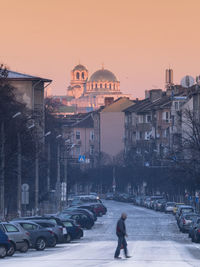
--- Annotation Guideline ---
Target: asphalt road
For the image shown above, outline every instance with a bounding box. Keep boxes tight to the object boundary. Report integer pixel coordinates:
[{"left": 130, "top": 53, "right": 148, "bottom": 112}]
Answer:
[{"left": 2, "top": 200, "right": 200, "bottom": 267}]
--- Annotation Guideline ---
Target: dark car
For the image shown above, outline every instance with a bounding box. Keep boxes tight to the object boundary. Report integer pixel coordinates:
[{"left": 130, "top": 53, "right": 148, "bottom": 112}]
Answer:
[
  {"left": 179, "top": 213, "right": 199, "bottom": 233},
  {"left": 0, "top": 222, "right": 30, "bottom": 256},
  {"left": 0, "top": 229, "right": 11, "bottom": 258},
  {"left": 31, "top": 220, "right": 64, "bottom": 245},
  {"left": 154, "top": 199, "right": 166, "bottom": 211},
  {"left": 79, "top": 203, "right": 106, "bottom": 217},
  {"left": 13, "top": 221, "right": 56, "bottom": 250},
  {"left": 63, "top": 207, "right": 96, "bottom": 222},
  {"left": 61, "top": 219, "right": 83, "bottom": 240},
  {"left": 13, "top": 216, "right": 71, "bottom": 243},
  {"left": 188, "top": 217, "right": 200, "bottom": 240},
  {"left": 59, "top": 211, "right": 94, "bottom": 229},
  {"left": 191, "top": 223, "right": 200, "bottom": 243}
]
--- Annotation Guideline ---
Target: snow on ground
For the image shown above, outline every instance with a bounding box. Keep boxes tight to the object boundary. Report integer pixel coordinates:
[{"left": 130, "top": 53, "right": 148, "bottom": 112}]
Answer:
[{"left": 2, "top": 200, "right": 200, "bottom": 267}]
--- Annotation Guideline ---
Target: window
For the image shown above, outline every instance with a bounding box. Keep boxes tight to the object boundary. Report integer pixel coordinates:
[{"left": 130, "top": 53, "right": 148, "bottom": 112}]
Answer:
[
  {"left": 90, "top": 145, "right": 94, "bottom": 155},
  {"left": 100, "top": 83, "right": 102, "bottom": 88},
  {"left": 105, "top": 84, "right": 107, "bottom": 89},
  {"left": 82, "top": 72, "right": 85, "bottom": 79},
  {"left": 146, "top": 115, "right": 151, "bottom": 123},
  {"left": 76, "top": 146, "right": 80, "bottom": 155},
  {"left": 76, "top": 131, "right": 80, "bottom": 140},
  {"left": 91, "top": 84, "right": 93, "bottom": 90},
  {"left": 21, "top": 223, "right": 38, "bottom": 230},
  {"left": 175, "top": 101, "right": 179, "bottom": 110},
  {"left": 95, "top": 83, "right": 97, "bottom": 89},
  {"left": 139, "top": 131, "right": 142, "bottom": 139},
  {"left": 76, "top": 72, "right": 80, "bottom": 80},
  {"left": 90, "top": 131, "right": 94, "bottom": 141},
  {"left": 63, "top": 222, "right": 73, "bottom": 227},
  {"left": 109, "top": 84, "right": 111, "bottom": 89},
  {"left": 114, "top": 84, "right": 115, "bottom": 90},
  {"left": 4, "top": 224, "right": 19, "bottom": 232}
]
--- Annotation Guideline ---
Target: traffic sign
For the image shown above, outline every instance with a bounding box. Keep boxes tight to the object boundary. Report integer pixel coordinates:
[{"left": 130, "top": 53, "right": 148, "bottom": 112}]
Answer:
[
  {"left": 78, "top": 155, "right": 85, "bottom": 163},
  {"left": 21, "top": 183, "right": 29, "bottom": 192}
]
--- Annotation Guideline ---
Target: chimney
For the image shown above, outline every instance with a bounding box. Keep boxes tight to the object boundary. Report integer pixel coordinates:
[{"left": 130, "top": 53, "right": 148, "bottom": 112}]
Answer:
[
  {"left": 104, "top": 97, "right": 114, "bottom": 106},
  {"left": 149, "top": 89, "right": 163, "bottom": 102}
]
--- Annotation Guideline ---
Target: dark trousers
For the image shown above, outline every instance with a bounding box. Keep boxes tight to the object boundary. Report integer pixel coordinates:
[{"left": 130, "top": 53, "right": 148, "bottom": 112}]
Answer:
[{"left": 114, "top": 235, "right": 127, "bottom": 257}]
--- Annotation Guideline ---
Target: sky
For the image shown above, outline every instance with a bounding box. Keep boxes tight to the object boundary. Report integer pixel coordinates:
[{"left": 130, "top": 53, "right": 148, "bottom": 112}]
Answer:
[{"left": 0, "top": 0, "right": 200, "bottom": 99}]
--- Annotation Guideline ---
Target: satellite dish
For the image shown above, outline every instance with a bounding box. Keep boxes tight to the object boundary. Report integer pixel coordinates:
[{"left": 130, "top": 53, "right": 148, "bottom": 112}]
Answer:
[{"left": 180, "top": 75, "right": 195, "bottom": 88}]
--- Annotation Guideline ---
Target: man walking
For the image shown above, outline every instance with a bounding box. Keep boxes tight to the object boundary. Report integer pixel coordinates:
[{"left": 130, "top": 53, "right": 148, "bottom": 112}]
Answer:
[{"left": 114, "top": 212, "right": 131, "bottom": 259}]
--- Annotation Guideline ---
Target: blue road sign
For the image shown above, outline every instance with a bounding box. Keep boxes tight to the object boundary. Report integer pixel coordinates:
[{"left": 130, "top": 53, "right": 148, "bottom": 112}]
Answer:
[{"left": 78, "top": 155, "right": 85, "bottom": 163}]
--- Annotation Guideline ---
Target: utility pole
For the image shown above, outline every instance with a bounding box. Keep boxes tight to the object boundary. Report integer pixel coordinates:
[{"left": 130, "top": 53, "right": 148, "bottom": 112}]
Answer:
[
  {"left": 56, "top": 143, "right": 61, "bottom": 211},
  {"left": 63, "top": 148, "right": 68, "bottom": 207},
  {"left": 47, "top": 142, "right": 50, "bottom": 193},
  {"left": 35, "top": 140, "right": 39, "bottom": 215},
  {"left": 0, "top": 122, "right": 5, "bottom": 220},
  {"left": 17, "top": 133, "right": 22, "bottom": 217}
]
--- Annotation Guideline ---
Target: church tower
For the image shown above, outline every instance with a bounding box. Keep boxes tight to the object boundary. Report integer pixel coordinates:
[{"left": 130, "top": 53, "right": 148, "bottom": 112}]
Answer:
[{"left": 67, "top": 64, "right": 88, "bottom": 98}]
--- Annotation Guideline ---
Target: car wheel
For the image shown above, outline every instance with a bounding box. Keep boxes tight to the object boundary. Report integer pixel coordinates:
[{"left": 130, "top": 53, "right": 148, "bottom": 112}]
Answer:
[
  {"left": 49, "top": 236, "right": 57, "bottom": 247},
  {"left": 7, "top": 242, "right": 15, "bottom": 256},
  {"left": 35, "top": 237, "right": 46, "bottom": 251},
  {"left": 0, "top": 245, "right": 7, "bottom": 258},
  {"left": 20, "top": 240, "right": 29, "bottom": 253}
]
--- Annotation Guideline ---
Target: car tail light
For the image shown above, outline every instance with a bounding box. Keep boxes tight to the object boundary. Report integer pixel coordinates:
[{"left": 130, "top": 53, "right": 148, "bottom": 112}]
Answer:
[
  {"left": 59, "top": 226, "right": 63, "bottom": 232},
  {"left": 26, "top": 232, "right": 30, "bottom": 236},
  {"left": 198, "top": 229, "right": 200, "bottom": 233},
  {"left": 48, "top": 230, "right": 54, "bottom": 235},
  {"left": 183, "top": 219, "right": 186, "bottom": 225}
]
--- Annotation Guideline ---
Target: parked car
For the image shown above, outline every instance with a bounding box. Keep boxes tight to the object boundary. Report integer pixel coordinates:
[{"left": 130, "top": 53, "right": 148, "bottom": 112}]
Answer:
[
  {"left": 0, "top": 222, "right": 30, "bottom": 256},
  {"left": 188, "top": 216, "right": 200, "bottom": 239},
  {"left": 12, "top": 221, "right": 56, "bottom": 250},
  {"left": 13, "top": 216, "right": 70, "bottom": 243},
  {"left": 173, "top": 203, "right": 185, "bottom": 215},
  {"left": 63, "top": 207, "right": 96, "bottom": 222},
  {"left": 31, "top": 220, "right": 63, "bottom": 245},
  {"left": 175, "top": 205, "right": 195, "bottom": 222},
  {"left": 61, "top": 219, "right": 83, "bottom": 240},
  {"left": 154, "top": 199, "right": 166, "bottom": 211},
  {"left": 59, "top": 211, "right": 94, "bottom": 229},
  {"left": 179, "top": 213, "right": 199, "bottom": 233},
  {"left": 191, "top": 223, "right": 200, "bottom": 243},
  {"left": 164, "top": 202, "right": 176, "bottom": 213},
  {"left": 105, "top": 193, "right": 114, "bottom": 200},
  {"left": 0, "top": 229, "right": 11, "bottom": 258}
]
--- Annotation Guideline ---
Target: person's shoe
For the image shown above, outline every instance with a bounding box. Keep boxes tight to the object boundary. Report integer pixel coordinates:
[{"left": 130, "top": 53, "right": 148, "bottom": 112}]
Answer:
[
  {"left": 125, "top": 255, "right": 131, "bottom": 258},
  {"left": 114, "top": 256, "right": 122, "bottom": 259}
]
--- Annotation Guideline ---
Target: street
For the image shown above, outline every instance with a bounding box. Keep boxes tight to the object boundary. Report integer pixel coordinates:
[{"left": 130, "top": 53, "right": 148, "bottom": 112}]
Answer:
[{"left": 2, "top": 200, "right": 200, "bottom": 267}]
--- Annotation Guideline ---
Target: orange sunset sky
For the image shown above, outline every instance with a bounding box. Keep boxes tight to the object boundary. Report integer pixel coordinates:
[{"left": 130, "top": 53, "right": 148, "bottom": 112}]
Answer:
[{"left": 0, "top": 0, "right": 200, "bottom": 98}]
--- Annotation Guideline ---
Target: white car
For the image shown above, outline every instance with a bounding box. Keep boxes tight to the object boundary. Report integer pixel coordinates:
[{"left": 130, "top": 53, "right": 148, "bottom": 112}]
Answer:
[{"left": 165, "top": 202, "right": 176, "bottom": 213}]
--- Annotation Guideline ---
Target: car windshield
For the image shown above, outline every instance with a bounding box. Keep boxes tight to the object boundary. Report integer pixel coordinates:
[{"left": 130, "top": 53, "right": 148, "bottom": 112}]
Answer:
[{"left": 182, "top": 208, "right": 193, "bottom": 213}]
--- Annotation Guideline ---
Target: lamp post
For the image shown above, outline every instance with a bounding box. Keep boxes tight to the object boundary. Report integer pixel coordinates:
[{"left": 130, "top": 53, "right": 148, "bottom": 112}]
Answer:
[
  {"left": 0, "top": 121, "right": 5, "bottom": 220},
  {"left": 56, "top": 134, "right": 62, "bottom": 212},
  {"left": 34, "top": 130, "right": 51, "bottom": 215}
]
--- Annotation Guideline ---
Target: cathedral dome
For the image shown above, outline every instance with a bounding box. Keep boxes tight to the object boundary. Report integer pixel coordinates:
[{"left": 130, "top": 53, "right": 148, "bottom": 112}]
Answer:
[
  {"left": 89, "top": 69, "right": 118, "bottom": 82},
  {"left": 73, "top": 64, "right": 87, "bottom": 71}
]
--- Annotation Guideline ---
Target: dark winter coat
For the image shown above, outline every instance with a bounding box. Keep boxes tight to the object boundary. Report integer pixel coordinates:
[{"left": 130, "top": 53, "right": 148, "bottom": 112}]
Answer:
[{"left": 116, "top": 217, "right": 126, "bottom": 237}]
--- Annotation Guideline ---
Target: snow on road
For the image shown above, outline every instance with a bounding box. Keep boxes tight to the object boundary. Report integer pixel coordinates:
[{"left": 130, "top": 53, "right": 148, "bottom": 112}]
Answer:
[{"left": 2, "top": 200, "right": 200, "bottom": 267}]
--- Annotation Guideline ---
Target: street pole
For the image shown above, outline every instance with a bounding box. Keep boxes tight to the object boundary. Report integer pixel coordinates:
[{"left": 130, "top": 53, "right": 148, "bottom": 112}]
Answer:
[
  {"left": 0, "top": 121, "right": 5, "bottom": 220},
  {"left": 47, "top": 142, "right": 50, "bottom": 193},
  {"left": 17, "top": 133, "right": 22, "bottom": 217},
  {"left": 35, "top": 140, "right": 39, "bottom": 215},
  {"left": 63, "top": 149, "right": 68, "bottom": 207},
  {"left": 56, "top": 143, "right": 61, "bottom": 211}
]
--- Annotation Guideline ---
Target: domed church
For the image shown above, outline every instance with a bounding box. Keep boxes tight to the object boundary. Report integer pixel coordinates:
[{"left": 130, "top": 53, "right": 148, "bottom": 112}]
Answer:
[{"left": 67, "top": 64, "right": 131, "bottom": 112}]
